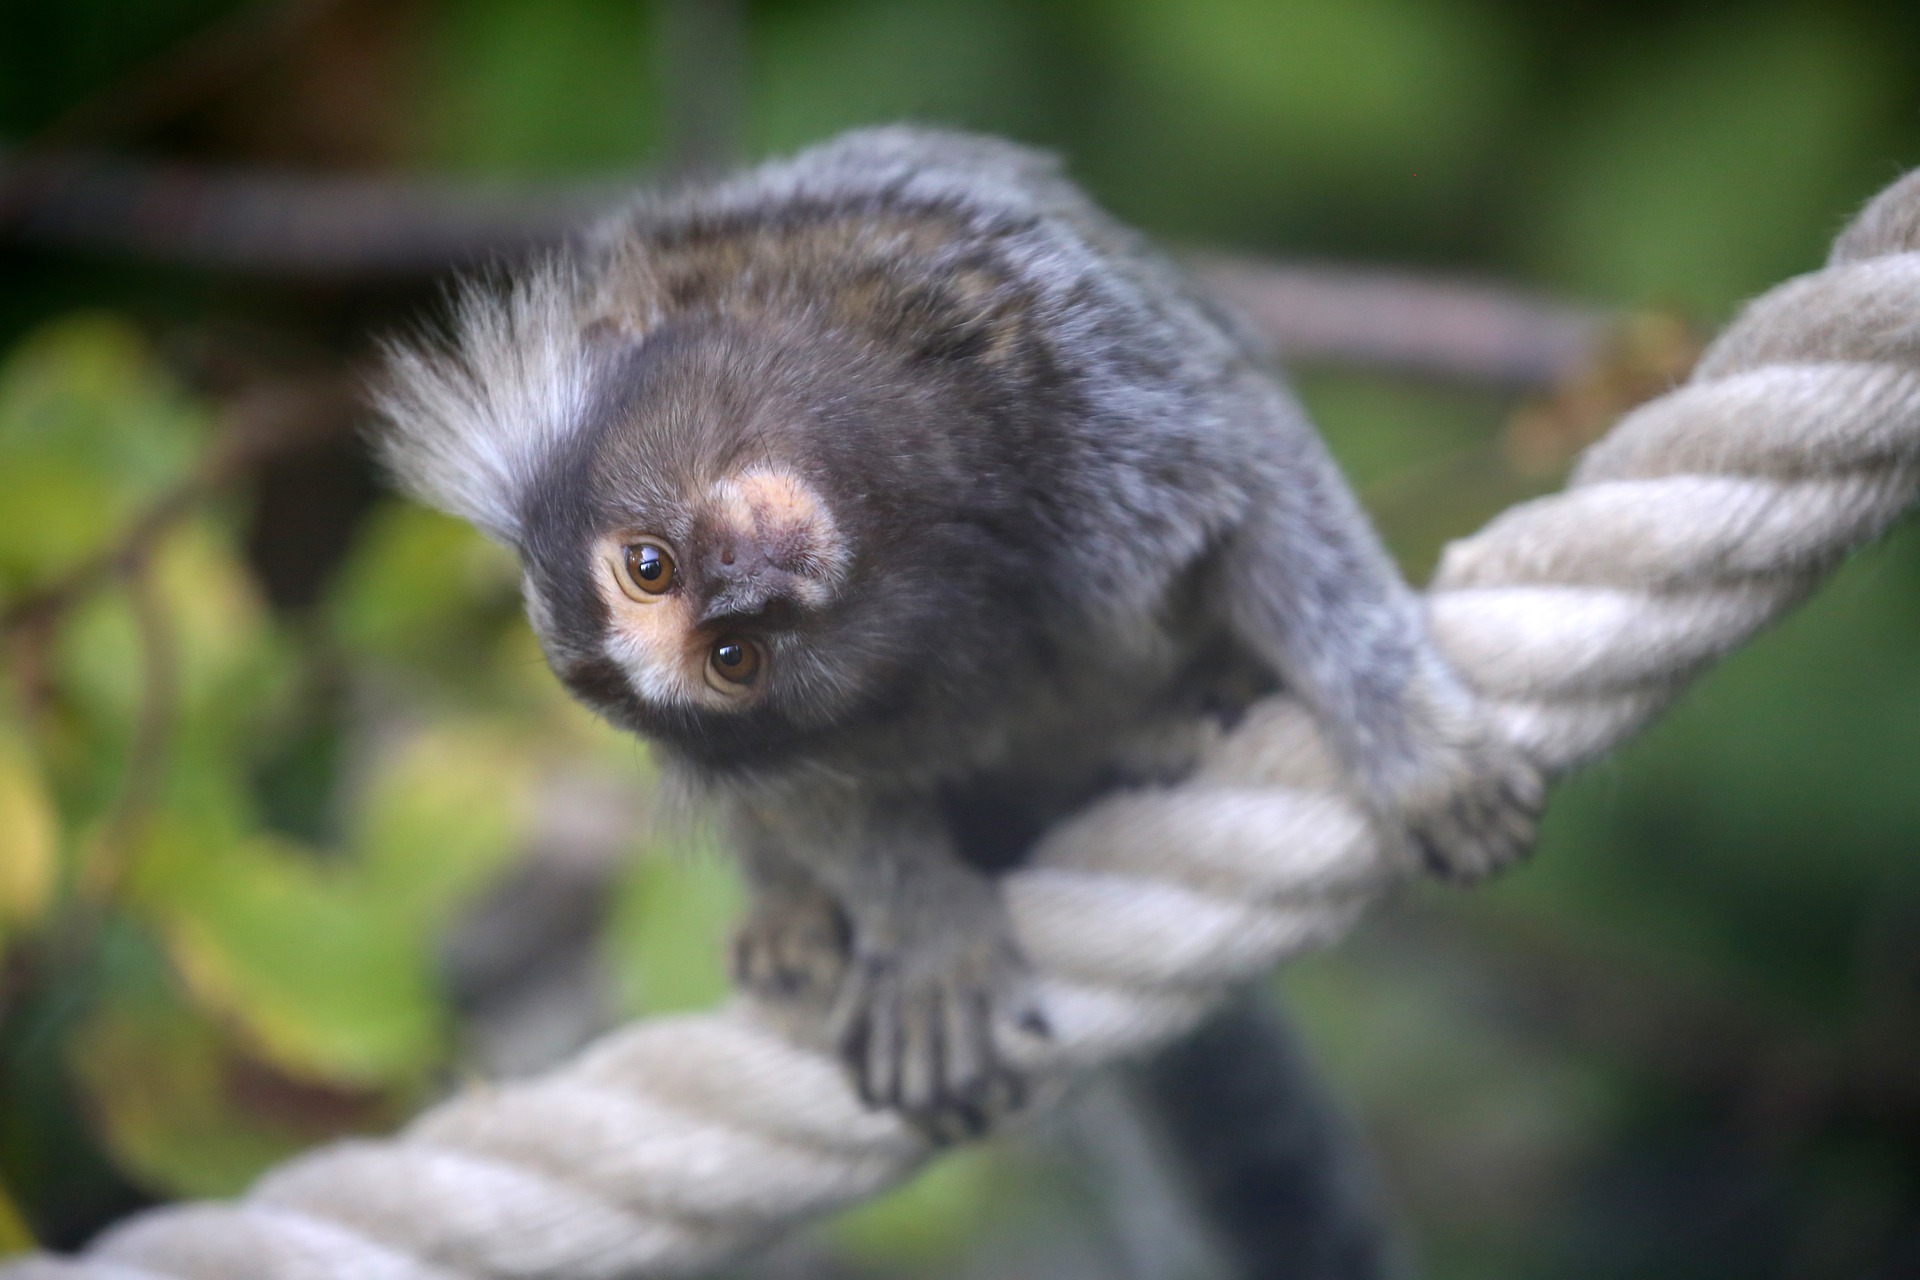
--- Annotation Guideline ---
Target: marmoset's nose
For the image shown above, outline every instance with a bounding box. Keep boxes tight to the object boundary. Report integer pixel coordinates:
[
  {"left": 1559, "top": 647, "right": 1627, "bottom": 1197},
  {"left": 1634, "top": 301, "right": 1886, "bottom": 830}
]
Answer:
[{"left": 697, "top": 537, "right": 801, "bottom": 629}]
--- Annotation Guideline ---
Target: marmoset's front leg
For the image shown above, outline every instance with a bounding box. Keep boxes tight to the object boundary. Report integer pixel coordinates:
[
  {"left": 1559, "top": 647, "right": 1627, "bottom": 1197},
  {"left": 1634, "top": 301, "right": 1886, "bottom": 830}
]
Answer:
[
  {"left": 730, "top": 835, "right": 850, "bottom": 1007},
  {"left": 736, "top": 795, "right": 1045, "bottom": 1139},
  {"left": 1222, "top": 424, "right": 1543, "bottom": 880}
]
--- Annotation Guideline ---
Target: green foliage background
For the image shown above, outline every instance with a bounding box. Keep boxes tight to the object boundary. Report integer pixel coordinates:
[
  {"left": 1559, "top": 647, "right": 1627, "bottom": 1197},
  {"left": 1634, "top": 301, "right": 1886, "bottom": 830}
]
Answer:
[{"left": 4, "top": 1, "right": 1920, "bottom": 1276}]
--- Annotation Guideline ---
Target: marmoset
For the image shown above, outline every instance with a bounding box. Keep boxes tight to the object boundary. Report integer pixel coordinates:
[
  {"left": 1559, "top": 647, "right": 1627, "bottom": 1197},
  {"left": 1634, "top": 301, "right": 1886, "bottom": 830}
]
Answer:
[{"left": 379, "top": 127, "right": 1541, "bottom": 1133}]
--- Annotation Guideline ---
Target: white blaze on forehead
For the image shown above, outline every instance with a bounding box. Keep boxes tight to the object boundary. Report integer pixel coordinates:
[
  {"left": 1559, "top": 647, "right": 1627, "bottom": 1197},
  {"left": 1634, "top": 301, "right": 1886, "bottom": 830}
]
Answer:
[{"left": 707, "top": 465, "right": 850, "bottom": 605}]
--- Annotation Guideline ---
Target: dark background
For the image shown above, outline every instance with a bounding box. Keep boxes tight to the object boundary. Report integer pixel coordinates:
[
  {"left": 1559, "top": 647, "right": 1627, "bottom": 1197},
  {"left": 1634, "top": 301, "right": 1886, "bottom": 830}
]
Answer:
[{"left": 4, "top": 2, "right": 1920, "bottom": 1277}]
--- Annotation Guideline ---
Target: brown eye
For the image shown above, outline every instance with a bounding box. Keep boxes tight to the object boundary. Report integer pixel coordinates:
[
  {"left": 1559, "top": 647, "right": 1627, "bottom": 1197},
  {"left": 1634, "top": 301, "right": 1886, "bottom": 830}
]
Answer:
[
  {"left": 706, "top": 636, "right": 763, "bottom": 689},
  {"left": 618, "top": 541, "right": 676, "bottom": 599}
]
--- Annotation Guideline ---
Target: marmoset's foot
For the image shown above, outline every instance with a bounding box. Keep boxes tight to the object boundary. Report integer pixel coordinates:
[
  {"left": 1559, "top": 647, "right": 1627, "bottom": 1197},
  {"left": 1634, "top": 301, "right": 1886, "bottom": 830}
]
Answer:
[
  {"left": 829, "top": 907, "right": 1050, "bottom": 1143},
  {"left": 730, "top": 885, "right": 850, "bottom": 1005},
  {"left": 1392, "top": 733, "right": 1544, "bottom": 882}
]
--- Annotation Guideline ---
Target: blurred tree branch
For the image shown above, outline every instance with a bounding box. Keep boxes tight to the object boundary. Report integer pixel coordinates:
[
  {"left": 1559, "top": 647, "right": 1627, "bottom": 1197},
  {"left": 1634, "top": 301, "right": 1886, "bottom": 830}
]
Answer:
[
  {"left": 0, "top": 150, "right": 617, "bottom": 277},
  {"left": 0, "top": 149, "right": 1614, "bottom": 388},
  {"left": 1196, "top": 257, "right": 1608, "bottom": 389}
]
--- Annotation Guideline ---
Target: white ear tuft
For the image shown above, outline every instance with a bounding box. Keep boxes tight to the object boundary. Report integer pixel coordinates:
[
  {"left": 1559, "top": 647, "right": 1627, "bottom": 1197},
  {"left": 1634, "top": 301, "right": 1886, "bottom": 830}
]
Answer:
[{"left": 374, "top": 259, "right": 596, "bottom": 546}]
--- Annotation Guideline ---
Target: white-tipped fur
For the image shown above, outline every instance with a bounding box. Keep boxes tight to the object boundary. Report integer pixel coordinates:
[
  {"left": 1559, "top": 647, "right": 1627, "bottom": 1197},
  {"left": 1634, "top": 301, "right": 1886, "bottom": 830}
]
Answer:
[{"left": 376, "top": 259, "right": 595, "bottom": 545}]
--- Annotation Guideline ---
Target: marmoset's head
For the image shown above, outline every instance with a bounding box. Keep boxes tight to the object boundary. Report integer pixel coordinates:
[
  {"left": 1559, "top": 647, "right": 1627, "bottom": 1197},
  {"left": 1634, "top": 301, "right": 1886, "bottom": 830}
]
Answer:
[{"left": 378, "top": 249, "right": 1060, "bottom": 779}]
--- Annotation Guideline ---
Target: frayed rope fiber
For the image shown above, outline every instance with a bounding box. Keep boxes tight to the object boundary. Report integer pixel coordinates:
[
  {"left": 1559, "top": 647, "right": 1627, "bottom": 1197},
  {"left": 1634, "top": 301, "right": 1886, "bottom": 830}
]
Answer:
[{"left": 14, "top": 167, "right": 1920, "bottom": 1280}]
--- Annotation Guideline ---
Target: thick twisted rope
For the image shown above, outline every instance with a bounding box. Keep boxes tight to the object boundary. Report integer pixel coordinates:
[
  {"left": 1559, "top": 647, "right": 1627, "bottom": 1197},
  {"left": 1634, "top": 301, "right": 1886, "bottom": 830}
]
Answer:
[{"left": 13, "top": 169, "right": 1920, "bottom": 1280}]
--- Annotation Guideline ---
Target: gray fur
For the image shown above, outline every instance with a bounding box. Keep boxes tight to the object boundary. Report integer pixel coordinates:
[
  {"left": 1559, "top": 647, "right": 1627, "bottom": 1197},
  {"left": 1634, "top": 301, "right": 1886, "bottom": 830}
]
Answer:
[{"left": 378, "top": 127, "right": 1541, "bottom": 1133}]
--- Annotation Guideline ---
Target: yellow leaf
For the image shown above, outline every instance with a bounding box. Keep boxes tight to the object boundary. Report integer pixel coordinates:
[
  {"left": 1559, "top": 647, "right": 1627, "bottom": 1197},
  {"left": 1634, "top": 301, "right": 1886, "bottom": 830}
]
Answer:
[
  {"left": 149, "top": 519, "right": 275, "bottom": 717},
  {"left": 0, "top": 1175, "right": 34, "bottom": 1256},
  {"left": 0, "top": 313, "right": 207, "bottom": 594},
  {"left": 135, "top": 821, "right": 449, "bottom": 1087},
  {"left": 69, "top": 979, "right": 393, "bottom": 1199},
  {"left": 0, "top": 731, "right": 57, "bottom": 927},
  {"left": 356, "top": 724, "right": 533, "bottom": 915}
]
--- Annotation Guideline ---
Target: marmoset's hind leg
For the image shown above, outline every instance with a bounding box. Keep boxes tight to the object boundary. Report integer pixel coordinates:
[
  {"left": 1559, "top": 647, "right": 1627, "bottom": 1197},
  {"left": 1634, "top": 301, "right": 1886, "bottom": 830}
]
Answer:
[{"left": 1219, "top": 426, "right": 1542, "bottom": 879}]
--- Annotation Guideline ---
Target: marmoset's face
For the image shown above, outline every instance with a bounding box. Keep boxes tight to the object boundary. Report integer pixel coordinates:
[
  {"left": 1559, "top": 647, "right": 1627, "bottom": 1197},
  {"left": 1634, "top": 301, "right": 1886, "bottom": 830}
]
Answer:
[
  {"left": 577, "top": 462, "right": 849, "bottom": 713},
  {"left": 510, "top": 319, "right": 990, "bottom": 776}
]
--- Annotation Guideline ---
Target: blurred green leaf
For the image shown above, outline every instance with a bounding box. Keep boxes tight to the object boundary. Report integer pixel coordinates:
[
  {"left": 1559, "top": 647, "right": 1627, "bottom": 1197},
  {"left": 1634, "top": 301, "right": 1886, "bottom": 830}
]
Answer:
[
  {"left": 70, "top": 970, "right": 391, "bottom": 1200},
  {"left": 45, "top": 517, "right": 289, "bottom": 863},
  {"left": 329, "top": 495, "right": 636, "bottom": 774},
  {"left": 1524, "top": 9, "right": 1896, "bottom": 314},
  {"left": 328, "top": 500, "right": 521, "bottom": 686},
  {"left": 354, "top": 724, "right": 535, "bottom": 920},
  {"left": 754, "top": 0, "right": 1043, "bottom": 154},
  {"left": 134, "top": 821, "right": 452, "bottom": 1086},
  {"left": 1112, "top": 0, "right": 1514, "bottom": 165},
  {"left": 0, "top": 315, "right": 205, "bottom": 598},
  {"left": 409, "top": 0, "right": 657, "bottom": 174},
  {"left": 32, "top": 586, "right": 150, "bottom": 877},
  {"left": 126, "top": 726, "right": 531, "bottom": 1085},
  {"left": 1091, "top": 0, "right": 1517, "bottom": 242},
  {"left": 605, "top": 842, "right": 741, "bottom": 1017}
]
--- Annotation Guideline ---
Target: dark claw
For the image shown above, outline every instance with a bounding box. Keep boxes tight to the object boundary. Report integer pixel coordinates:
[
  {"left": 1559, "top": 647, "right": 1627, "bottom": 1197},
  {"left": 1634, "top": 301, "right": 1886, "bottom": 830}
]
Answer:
[
  {"left": 1016, "top": 1006, "right": 1053, "bottom": 1040},
  {"left": 840, "top": 1016, "right": 877, "bottom": 1108},
  {"left": 925, "top": 1098, "right": 989, "bottom": 1145},
  {"left": 825, "top": 938, "right": 1044, "bottom": 1136}
]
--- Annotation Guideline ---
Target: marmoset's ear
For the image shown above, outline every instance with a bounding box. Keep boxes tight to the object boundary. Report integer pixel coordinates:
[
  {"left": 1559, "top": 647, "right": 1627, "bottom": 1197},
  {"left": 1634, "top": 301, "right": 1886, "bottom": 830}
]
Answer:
[{"left": 374, "top": 260, "right": 600, "bottom": 547}]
